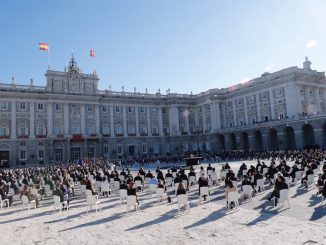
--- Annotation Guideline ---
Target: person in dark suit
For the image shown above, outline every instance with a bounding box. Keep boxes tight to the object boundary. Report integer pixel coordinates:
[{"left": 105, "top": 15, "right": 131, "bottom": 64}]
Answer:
[
  {"left": 198, "top": 174, "right": 209, "bottom": 200},
  {"left": 241, "top": 175, "right": 254, "bottom": 190},
  {"left": 267, "top": 174, "right": 288, "bottom": 206},
  {"left": 176, "top": 182, "right": 187, "bottom": 196},
  {"left": 127, "top": 181, "right": 139, "bottom": 205}
]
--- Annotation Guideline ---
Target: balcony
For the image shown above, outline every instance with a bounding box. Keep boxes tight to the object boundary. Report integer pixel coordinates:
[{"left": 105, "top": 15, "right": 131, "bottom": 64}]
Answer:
[
  {"left": 102, "top": 134, "right": 110, "bottom": 137},
  {"left": 115, "top": 133, "right": 124, "bottom": 137},
  {"left": 72, "top": 134, "right": 83, "bottom": 142},
  {"left": 0, "top": 135, "right": 9, "bottom": 139},
  {"left": 152, "top": 133, "right": 159, "bottom": 136},
  {"left": 36, "top": 135, "right": 47, "bottom": 139},
  {"left": 18, "top": 135, "right": 29, "bottom": 139}
]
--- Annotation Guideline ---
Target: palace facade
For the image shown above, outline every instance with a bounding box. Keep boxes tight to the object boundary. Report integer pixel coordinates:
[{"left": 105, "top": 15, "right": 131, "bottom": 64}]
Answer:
[{"left": 0, "top": 57, "right": 326, "bottom": 166}]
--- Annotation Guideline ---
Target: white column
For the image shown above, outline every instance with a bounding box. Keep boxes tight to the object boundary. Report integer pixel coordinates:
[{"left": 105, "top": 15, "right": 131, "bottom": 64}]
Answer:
[
  {"left": 194, "top": 107, "right": 199, "bottom": 128},
  {"left": 210, "top": 102, "right": 218, "bottom": 131},
  {"left": 232, "top": 101, "right": 237, "bottom": 126},
  {"left": 47, "top": 102, "right": 53, "bottom": 136},
  {"left": 169, "top": 107, "right": 179, "bottom": 135},
  {"left": 256, "top": 94, "right": 261, "bottom": 122},
  {"left": 110, "top": 105, "right": 115, "bottom": 137},
  {"left": 30, "top": 102, "right": 35, "bottom": 138},
  {"left": 269, "top": 90, "right": 275, "bottom": 120},
  {"left": 315, "top": 87, "right": 322, "bottom": 114},
  {"left": 135, "top": 106, "right": 140, "bottom": 136},
  {"left": 216, "top": 102, "right": 221, "bottom": 129},
  {"left": 64, "top": 104, "right": 69, "bottom": 135},
  {"left": 243, "top": 97, "right": 249, "bottom": 125},
  {"left": 123, "top": 106, "right": 127, "bottom": 137},
  {"left": 202, "top": 105, "right": 207, "bottom": 132},
  {"left": 147, "top": 107, "right": 152, "bottom": 136},
  {"left": 185, "top": 109, "right": 189, "bottom": 134},
  {"left": 158, "top": 107, "right": 164, "bottom": 136},
  {"left": 80, "top": 104, "right": 86, "bottom": 135},
  {"left": 11, "top": 101, "right": 16, "bottom": 139},
  {"left": 95, "top": 104, "right": 100, "bottom": 134}
]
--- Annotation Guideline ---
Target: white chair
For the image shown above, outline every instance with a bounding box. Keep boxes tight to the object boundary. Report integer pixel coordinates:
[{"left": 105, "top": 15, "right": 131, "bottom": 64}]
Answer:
[
  {"left": 44, "top": 184, "right": 52, "bottom": 196},
  {"left": 113, "top": 181, "right": 120, "bottom": 192},
  {"left": 0, "top": 195, "right": 9, "bottom": 210},
  {"left": 241, "top": 185, "right": 253, "bottom": 202},
  {"left": 145, "top": 177, "right": 151, "bottom": 186},
  {"left": 256, "top": 178, "right": 265, "bottom": 192},
  {"left": 120, "top": 175, "right": 125, "bottom": 181},
  {"left": 207, "top": 170, "right": 213, "bottom": 177},
  {"left": 53, "top": 195, "right": 68, "bottom": 212},
  {"left": 95, "top": 181, "right": 102, "bottom": 193},
  {"left": 295, "top": 171, "right": 302, "bottom": 184},
  {"left": 242, "top": 170, "right": 248, "bottom": 177},
  {"left": 305, "top": 174, "right": 314, "bottom": 188},
  {"left": 119, "top": 189, "right": 128, "bottom": 204},
  {"left": 177, "top": 194, "right": 190, "bottom": 213},
  {"left": 86, "top": 193, "right": 101, "bottom": 213},
  {"left": 135, "top": 180, "right": 143, "bottom": 191},
  {"left": 21, "top": 195, "right": 36, "bottom": 210},
  {"left": 189, "top": 176, "right": 196, "bottom": 186},
  {"left": 101, "top": 182, "right": 111, "bottom": 197},
  {"left": 172, "top": 172, "right": 177, "bottom": 178},
  {"left": 226, "top": 191, "right": 239, "bottom": 211},
  {"left": 182, "top": 180, "right": 188, "bottom": 189},
  {"left": 166, "top": 177, "right": 174, "bottom": 188},
  {"left": 273, "top": 189, "right": 290, "bottom": 208},
  {"left": 156, "top": 188, "right": 166, "bottom": 202},
  {"left": 313, "top": 169, "right": 318, "bottom": 176},
  {"left": 232, "top": 181, "right": 238, "bottom": 190},
  {"left": 174, "top": 183, "right": 180, "bottom": 196},
  {"left": 198, "top": 186, "right": 210, "bottom": 204},
  {"left": 284, "top": 177, "right": 291, "bottom": 188},
  {"left": 30, "top": 188, "right": 41, "bottom": 200},
  {"left": 80, "top": 185, "right": 87, "bottom": 196},
  {"left": 220, "top": 170, "right": 226, "bottom": 180},
  {"left": 149, "top": 184, "right": 157, "bottom": 196},
  {"left": 262, "top": 168, "right": 268, "bottom": 176},
  {"left": 127, "top": 195, "right": 140, "bottom": 212}
]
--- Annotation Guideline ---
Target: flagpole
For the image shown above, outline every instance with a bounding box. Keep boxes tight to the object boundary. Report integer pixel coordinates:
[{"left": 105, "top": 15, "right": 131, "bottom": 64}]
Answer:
[{"left": 48, "top": 45, "right": 51, "bottom": 70}]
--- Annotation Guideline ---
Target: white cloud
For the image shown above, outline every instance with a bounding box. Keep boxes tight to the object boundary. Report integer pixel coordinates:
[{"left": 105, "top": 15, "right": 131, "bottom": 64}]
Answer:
[{"left": 306, "top": 40, "right": 317, "bottom": 48}]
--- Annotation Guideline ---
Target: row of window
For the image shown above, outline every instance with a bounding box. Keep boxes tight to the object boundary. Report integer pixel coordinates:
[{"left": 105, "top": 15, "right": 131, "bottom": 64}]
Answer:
[
  {"left": 19, "top": 149, "right": 44, "bottom": 161},
  {"left": 0, "top": 102, "right": 45, "bottom": 111}
]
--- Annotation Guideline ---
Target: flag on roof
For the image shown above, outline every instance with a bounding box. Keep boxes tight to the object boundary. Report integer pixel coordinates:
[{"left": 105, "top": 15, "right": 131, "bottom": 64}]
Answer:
[
  {"left": 39, "top": 43, "right": 49, "bottom": 51},
  {"left": 90, "top": 49, "right": 95, "bottom": 57}
]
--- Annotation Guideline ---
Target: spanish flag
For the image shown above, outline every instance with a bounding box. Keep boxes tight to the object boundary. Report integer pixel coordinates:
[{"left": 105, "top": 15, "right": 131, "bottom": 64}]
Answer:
[
  {"left": 90, "top": 49, "right": 95, "bottom": 57},
  {"left": 39, "top": 43, "right": 49, "bottom": 51}
]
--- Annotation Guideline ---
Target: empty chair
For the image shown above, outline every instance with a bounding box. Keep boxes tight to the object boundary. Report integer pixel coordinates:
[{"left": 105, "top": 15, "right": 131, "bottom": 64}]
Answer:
[
  {"left": 134, "top": 180, "right": 143, "bottom": 191},
  {"left": 198, "top": 186, "right": 210, "bottom": 204},
  {"left": 242, "top": 170, "right": 248, "bottom": 177},
  {"left": 256, "top": 179, "right": 265, "bottom": 192},
  {"left": 262, "top": 168, "right": 268, "bottom": 176},
  {"left": 95, "top": 181, "right": 102, "bottom": 193},
  {"left": 226, "top": 191, "right": 240, "bottom": 211},
  {"left": 210, "top": 172, "right": 220, "bottom": 185},
  {"left": 86, "top": 193, "right": 101, "bottom": 213},
  {"left": 220, "top": 170, "right": 227, "bottom": 180},
  {"left": 295, "top": 171, "right": 302, "bottom": 184},
  {"left": 80, "top": 185, "right": 87, "bottom": 196},
  {"left": 273, "top": 189, "right": 290, "bottom": 208},
  {"left": 21, "top": 195, "right": 36, "bottom": 210},
  {"left": 53, "top": 195, "right": 68, "bottom": 212},
  {"left": 120, "top": 175, "right": 125, "bottom": 181},
  {"left": 0, "top": 195, "right": 9, "bottom": 210},
  {"left": 241, "top": 185, "right": 253, "bottom": 202},
  {"left": 207, "top": 170, "right": 213, "bottom": 177},
  {"left": 44, "top": 184, "right": 52, "bottom": 197},
  {"left": 313, "top": 169, "right": 318, "bottom": 176},
  {"left": 284, "top": 177, "right": 291, "bottom": 188},
  {"left": 101, "top": 182, "right": 111, "bottom": 197},
  {"left": 165, "top": 177, "right": 174, "bottom": 188},
  {"left": 145, "top": 177, "right": 151, "bottom": 186},
  {"left": 119, "top": 189, "right": 128, "bottom": 204},
  {"left": 113, "top": 181, "right": 120, "bottom": 192},
  {"left": 127, "top": 195, "right": 140, "bottom": 212},
  {"left": 156, "top": 188, "right": 166, "bottom": 202},
  {"left": 177, "top": 194, "right": 190, "bottom": 213},
  {"left": 148, "top": 184, "right": 157, "bottom": 196},
  {"left": 305, "top": 174, "right": 315, "bottom": 188},
  {"left": 188, "top": 176, "right": 196, "bottom": 186}
]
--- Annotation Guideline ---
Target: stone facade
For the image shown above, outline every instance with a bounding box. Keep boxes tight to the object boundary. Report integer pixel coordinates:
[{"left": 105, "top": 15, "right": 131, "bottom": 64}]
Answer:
[{"left": 0, "top": 57, "right": 326, "bottom": 166}]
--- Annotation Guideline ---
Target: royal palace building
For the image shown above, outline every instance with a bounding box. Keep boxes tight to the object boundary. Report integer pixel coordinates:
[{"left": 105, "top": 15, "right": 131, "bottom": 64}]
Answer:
[{"left": 0, "top": 57, "right": 326, "bottom": 166}]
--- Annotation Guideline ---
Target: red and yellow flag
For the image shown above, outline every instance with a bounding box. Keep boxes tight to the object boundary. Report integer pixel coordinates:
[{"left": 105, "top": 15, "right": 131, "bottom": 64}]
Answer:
[
  {"left": 39, "top": 43, "right": 49, "bottom": 51},
  {"left": 90, "top": 49, "right": 95, "bottom": 57}
]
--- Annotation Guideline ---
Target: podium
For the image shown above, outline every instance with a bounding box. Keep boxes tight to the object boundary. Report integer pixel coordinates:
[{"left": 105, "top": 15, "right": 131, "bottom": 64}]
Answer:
[{"left": 184, "top": 157, "right": 202, "bottom": 166}]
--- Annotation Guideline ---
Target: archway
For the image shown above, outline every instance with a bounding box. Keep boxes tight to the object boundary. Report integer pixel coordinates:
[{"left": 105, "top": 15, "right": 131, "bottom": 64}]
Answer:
[
  {"left": 284, "top": 126, "right": 296, "bottom": 150},
  {"left": 217, "top": 134, "right": 225, "bottom": 151},
  {"left": 0, "top": 143, "right": 10, "bottom": 168},
  {"left": 229, "top": 133, "right": 237, "bottom": 150},
  {"left": 302, "top": 124, "right": 315, "bottom": 148},
  {"left": 240, "top": 132, "right": 249, "bottom": 150},
  {"left": 323, "top": 123, "right": 326, "bottom": 147},
  {"left": 268, "top": 128, "right": 278, "bottom": 150},
  {"left": 253, "top": 130, "right": 263, "bottom": 150}
]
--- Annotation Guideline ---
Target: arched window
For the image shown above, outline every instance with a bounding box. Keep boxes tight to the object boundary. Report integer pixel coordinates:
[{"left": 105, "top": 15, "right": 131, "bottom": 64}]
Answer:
[
  {"left": 0, "top": 121, "right": 9, "bottom": 137},
  {"left": 101, "top": 123, "right": 110, "bottom": 135},
  {"left": 36, "top": 121, "right": 46, "bottom": 136},
  {"left": 87, "top": 124, "right": 95, "bottom": 135},
  {"left": 71, "top": 119, "right": 80, "bottom": 134},
  {"left": 115, "top": 124, "right": 123, "bottom": 135},
  {"left": 54, "top": 119, "right": 64, "bottom": 135},
  {"left": 128, "top": 124, "right": 135, "bottom": 135},
  {"left": 18, "top": 121, "right": 29, "bottom": 136}
]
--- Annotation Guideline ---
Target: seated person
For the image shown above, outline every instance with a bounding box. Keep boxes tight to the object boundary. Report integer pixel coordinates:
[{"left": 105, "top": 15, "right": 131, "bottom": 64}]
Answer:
[
  {"left": 20, "top": 184, "right": 39, "bottom": 208},
  {"left": 0, "top": 181, "right": 13, "bottom": 207},
  {"left": 176, "top": 182, "right": 187, "bottom": 196},
  {"left": 267, "top": 174, "right": 288, "bottom": 206},
  {"left": 198, "top": 174, "right": 209, "bottom": 200},
  {"left": 225, "top": 180, "right": 237, "bottom": 209},
  {"left": 165, "top": 170, "right": 173, "bottom": 179},
  {"left": 127, "top": 181, "right": 139, "bottom": 205}
]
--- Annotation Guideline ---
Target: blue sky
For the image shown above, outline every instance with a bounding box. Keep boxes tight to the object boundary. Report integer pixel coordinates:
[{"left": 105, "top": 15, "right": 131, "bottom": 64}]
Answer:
[{"left": 0, "top": 0, "right": 325, "bottom": 94}]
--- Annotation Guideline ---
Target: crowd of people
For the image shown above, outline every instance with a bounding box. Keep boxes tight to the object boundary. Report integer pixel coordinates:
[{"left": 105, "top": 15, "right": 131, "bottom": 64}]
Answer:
[{"left": 0, "top": 149, "right": 325, "bottom": 213}]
